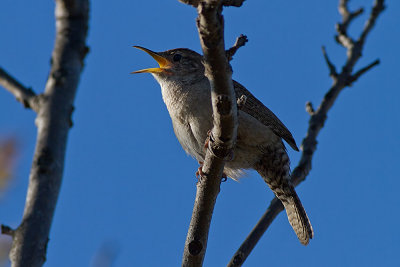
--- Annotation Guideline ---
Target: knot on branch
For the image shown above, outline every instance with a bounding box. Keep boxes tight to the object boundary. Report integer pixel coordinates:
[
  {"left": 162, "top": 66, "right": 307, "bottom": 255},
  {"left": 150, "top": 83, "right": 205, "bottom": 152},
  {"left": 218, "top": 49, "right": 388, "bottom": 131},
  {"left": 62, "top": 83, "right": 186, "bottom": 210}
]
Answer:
[
  {"left": 207, "top": 131, "right": 234, "bottom": 159},
  {"left": 35, "top": 147, "right": 54, "bottom": 175},
  {"left": 188, "top": 239, "right": 203, "bottom": 255},
  {"left": 196, "top": 2, "right": 224, "bottom": 49}
]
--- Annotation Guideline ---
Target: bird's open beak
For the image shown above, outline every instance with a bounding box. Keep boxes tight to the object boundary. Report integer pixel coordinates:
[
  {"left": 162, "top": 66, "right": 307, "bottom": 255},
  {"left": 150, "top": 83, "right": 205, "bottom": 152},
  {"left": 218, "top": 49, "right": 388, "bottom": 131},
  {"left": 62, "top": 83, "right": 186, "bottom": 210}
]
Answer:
[{"left": 131, "top": 46, "right": 172, "bottom": 74}]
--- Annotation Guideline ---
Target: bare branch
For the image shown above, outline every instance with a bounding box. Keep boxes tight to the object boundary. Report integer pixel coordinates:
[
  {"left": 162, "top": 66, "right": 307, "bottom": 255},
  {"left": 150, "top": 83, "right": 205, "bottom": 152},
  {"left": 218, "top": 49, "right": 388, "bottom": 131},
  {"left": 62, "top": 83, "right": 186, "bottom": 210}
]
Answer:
[
  {"left": 226, "top": 34, "right": 248, "bottom": 61},
  {"left": 335, "top": 0, "right": 364, "bottom": 48},
  {"left": 178, "top": 0, "right": 200, "bottom": 7},
  {"left": 337, "top": 0, "right": 364, "bottom": 34},
  {"left": 321, "top": 46, "right": 338, "bottom": 79},
  {"left": 349, "top": 59, "right": 380, "bottom": 84},
  {"left": 305, "top": 101, "right": 315, "bottom": 115},
  {"left": 7, "top": 1, "right": 89, "bottom": 266},
  {"left": 179, "top": 0, "right": 245, "bottom": 7},
  {"left": 359, "top": 0, "right": 385, "bottom": 44},
  {"left": 228, "top": 0, "right": 385, "bottom": 265},
  {"left": 222, "top": 0, "right": 245, "bottom": 7},
  {"left": 182, "top": 0, "right": 238, "bottom": 266},
  {"left": 1, "top": 225, "right": 15, "bottom": 237},
  {"left": 0, "top": 68, "right": 39, "bottom": 112}
]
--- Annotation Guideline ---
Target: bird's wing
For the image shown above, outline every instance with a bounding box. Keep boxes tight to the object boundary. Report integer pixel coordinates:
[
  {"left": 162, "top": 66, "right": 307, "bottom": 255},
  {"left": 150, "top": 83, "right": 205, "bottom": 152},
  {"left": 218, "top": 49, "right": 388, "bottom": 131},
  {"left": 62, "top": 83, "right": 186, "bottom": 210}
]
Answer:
[{"left": 233, "top": 80, "right": 299, "bottom": 151}]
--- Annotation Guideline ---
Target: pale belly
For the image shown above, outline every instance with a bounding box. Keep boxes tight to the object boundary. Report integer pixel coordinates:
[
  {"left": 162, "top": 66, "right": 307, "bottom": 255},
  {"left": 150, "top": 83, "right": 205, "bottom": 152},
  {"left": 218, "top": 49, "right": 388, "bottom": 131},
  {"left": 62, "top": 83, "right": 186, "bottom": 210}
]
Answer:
[{"left": 170, "top": 108, "right": 280, "bottom": 179}]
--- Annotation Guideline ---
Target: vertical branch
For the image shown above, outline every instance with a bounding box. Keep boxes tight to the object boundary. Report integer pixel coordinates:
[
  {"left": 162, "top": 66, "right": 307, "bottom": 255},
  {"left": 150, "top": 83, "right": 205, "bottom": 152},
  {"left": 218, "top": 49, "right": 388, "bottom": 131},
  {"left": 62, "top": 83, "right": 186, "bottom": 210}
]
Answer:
[
  {"left": 180, "top": 0, "right": 244, "bottom": 266},
  {"left": 228, "top": 0, "right": 385, "bottom": 266},
  {"left": 0, "top": 1, "right": 90, "bottom": 266}
]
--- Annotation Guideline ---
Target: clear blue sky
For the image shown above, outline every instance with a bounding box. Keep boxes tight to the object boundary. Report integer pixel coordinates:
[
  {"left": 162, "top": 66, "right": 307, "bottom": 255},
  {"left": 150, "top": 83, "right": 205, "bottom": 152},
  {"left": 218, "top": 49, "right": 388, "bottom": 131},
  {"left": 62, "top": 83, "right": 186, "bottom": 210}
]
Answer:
[{"left": 1, "top": 1, "right": 399, "bottom": 266}]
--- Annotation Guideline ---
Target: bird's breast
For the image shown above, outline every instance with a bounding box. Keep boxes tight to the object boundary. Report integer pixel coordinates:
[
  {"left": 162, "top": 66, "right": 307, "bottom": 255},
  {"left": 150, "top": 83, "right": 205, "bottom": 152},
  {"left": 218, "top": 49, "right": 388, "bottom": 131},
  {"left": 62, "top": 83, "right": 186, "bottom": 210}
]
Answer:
[{"left": 159, "top": 79, "right": 213, "bottom": 161}]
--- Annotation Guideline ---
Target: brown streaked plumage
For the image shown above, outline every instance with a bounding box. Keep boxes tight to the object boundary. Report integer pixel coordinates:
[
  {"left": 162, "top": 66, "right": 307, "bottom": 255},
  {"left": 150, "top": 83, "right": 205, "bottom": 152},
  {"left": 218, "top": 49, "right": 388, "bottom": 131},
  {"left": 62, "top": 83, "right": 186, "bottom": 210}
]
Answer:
[{"left": 132, "top": 46, "right": 313, "bottom": 245}]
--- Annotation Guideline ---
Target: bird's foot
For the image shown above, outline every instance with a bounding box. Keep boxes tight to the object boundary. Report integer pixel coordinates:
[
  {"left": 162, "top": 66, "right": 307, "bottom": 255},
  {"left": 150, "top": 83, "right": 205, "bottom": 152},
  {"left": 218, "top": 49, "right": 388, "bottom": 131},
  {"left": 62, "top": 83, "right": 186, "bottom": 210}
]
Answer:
[
  {"left": 204, "top": 130, "right": 212, "bottom": 150},
  {"left": 196, "top": 161, "right": 228, "bottom": 182},
  {"left": 196, "top": 161, "right": 204, "bottom": 180}
]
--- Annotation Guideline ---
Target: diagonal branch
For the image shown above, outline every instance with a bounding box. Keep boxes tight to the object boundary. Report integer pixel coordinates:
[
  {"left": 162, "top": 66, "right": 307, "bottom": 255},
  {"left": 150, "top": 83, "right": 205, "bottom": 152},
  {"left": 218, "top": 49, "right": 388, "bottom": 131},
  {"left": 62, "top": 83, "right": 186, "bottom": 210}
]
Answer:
[
  {"left": 181, "top": 0, "right": 240, "bottom": 266},
  {"left": 4, "top": 1, "right": 90, "bottom": 266},
  {"left": 359, "top": 0, "right": 385, "bottom": 44},
  {"left": 349, "top": 59, "right": 380, "bottom": 84},
  {"left": 0, "top": 68, "right": 40, "bottom": 112},
  {"left": 228, "top": 0, "right": 385, "bottom": 266}
]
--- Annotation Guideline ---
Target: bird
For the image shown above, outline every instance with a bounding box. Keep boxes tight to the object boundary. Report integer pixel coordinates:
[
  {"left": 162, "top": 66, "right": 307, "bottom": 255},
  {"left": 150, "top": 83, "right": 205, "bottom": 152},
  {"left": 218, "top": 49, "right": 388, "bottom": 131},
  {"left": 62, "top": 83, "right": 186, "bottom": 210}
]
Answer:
[{"left": 132, "top": 46, "right": 313, "bottom": 245}]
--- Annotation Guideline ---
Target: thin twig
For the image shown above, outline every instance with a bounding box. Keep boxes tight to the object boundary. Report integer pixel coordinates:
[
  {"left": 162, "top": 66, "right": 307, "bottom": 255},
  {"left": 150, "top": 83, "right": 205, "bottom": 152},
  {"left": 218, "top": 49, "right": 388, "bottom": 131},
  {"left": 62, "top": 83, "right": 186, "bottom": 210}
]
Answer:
[
  {"left": 1, "top": 225, "right": 15, "bottom": 237},
  {"left": 321, "top": 46, "right": 338, "bottom": 78},
  {"left": 178, "top": 0, "right": 200, "bottom": 7},
  {"left": 222, "top": 0, "right": 245, "bottom": 7},
  {"left": 7, "top": 1, "right": 89, "bottom": 266},
  {"left": 0, "top": 68, "right": 39, "bottom": 112},
  {"left": 178, "top": 0, "right": 245, "bottom": 7},
  {"left": 226, "top": 34, "right": 248, "bottom": 61},
  {"left": 305, "top": 102, "right": 315, "bottom": 115},
  {"left": 359, "top": 0, "right": 385, "bottom": 44},
  {"left": 228, "top": 1, "right": 385, "bottom": 266},
  {"left": 349, "top": 59, "right": 380, "bottom": 84},
  {"left": 335, "top": 0, "right": 365, "bottom": 48}
]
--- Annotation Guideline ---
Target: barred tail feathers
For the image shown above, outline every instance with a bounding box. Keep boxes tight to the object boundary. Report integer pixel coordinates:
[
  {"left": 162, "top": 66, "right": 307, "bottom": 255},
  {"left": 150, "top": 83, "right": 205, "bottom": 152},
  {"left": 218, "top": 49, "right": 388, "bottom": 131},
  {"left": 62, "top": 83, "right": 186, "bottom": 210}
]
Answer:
[{"left": 255, "top": 146, "right": 313, "bottom": 245}]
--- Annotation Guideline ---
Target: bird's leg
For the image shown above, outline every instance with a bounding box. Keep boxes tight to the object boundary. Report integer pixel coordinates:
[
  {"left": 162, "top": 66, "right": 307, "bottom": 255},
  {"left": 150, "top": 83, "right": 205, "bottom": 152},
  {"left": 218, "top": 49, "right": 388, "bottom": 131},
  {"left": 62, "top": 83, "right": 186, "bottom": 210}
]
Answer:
[
  {"left": 203, "top": 129, "right": 231, "bottom": 181},
  {"left": 196, "top": 161, "right": 204, "bottom": 180},
  {"left": 196, "top": 160, "right": 228, "bottom": 182}
]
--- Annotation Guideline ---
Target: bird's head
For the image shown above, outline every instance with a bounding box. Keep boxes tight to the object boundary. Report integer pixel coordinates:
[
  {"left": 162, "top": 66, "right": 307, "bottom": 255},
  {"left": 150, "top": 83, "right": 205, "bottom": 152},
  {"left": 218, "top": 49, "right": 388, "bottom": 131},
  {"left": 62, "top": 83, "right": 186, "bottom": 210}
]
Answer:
[{"left": 131, "top": 46, "right": 205, "bottom": 83}]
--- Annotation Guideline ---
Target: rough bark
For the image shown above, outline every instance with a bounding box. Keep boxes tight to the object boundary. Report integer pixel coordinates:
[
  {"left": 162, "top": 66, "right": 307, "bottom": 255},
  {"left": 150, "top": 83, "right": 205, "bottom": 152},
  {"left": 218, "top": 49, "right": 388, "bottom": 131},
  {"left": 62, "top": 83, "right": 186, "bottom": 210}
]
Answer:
[
  {"left": 0, "top": 1, "right": 89, "bottom": 266},
  {"left": 181, "top": 1, "right": 240, "bottom": 266}
]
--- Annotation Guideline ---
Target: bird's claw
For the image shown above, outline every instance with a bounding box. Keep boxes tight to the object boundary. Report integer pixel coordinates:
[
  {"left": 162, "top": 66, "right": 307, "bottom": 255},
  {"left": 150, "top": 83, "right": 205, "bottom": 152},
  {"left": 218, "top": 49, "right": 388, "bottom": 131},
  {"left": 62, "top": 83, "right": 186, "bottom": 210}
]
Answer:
[
  {"left": 204, "top": 130, "right": 212, "bottom": 150},
  {"left": 196, "top": 161, "right": 204, "bottom": 180},
  {"left": 195, "top": 161, "right": 228, "bottom": 182}
]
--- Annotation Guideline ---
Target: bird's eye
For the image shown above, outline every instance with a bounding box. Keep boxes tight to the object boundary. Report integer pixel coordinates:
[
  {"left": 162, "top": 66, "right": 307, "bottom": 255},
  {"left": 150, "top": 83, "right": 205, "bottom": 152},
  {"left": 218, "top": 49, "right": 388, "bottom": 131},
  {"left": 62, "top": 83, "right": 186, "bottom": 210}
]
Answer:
[{"left": 173, "top": 54, "right": 182, "bottom": 62}]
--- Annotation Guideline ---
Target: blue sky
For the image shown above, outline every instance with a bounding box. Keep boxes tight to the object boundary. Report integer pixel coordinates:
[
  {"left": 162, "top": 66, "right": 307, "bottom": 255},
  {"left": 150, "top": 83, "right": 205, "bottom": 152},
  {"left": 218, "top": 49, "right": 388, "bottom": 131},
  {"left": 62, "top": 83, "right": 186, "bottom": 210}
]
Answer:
[{"left": 1, "top": 0, "right": 399, "bottom": 266}]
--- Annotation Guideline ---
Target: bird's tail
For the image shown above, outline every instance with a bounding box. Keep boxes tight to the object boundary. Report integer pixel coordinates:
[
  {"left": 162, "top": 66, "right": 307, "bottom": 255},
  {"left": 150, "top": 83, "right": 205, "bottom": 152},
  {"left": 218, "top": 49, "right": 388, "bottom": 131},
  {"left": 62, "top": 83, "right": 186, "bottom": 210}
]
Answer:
[{"left": 255, "top": 145, "right": 313, "bottom": 245}]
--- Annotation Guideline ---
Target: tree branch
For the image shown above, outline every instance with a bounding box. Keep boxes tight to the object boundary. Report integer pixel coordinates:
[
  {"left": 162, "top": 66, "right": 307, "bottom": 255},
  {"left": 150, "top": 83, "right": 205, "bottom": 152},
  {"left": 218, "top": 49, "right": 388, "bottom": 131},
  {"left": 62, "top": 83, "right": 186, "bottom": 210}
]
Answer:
[
  {"left": 178, "top": 0, "right": 245, "bottom": 7},
  {"left": 222, "top": 0, "right": 245, "bottom": 7},
  {"left": 321, "top": 46, "right": 338, "bottom": 79},
  {"left": 7, "top": 1, "right": 89, "bottom": 266},
  {"left": 226, "top": 34, "right": 248, "bottom": 62},
  {"left": 335, "top": 0, "right": 364, "bottom": 48},
  {"left": 228, "top": 0, "right": 385, "bottom": 266},
  {"left": 181, "top": 0, "right": 239, "bottom": 266},
  {"left": 1, "top": 225, "right": 15, "bottom": 237},
  {"left": 0, "top": 68, "right": 39, "bottom": 112},
  {"left": 349, "top": 59, "right": 380, "bottom": 84}
]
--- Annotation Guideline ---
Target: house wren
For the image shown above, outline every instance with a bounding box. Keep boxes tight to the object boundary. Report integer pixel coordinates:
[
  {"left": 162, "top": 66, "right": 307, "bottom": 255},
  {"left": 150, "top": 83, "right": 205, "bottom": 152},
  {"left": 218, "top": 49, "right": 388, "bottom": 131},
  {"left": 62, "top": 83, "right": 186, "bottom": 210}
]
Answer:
[{"left": 132, "top": 46, "right": 313, "bottom": 245}]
